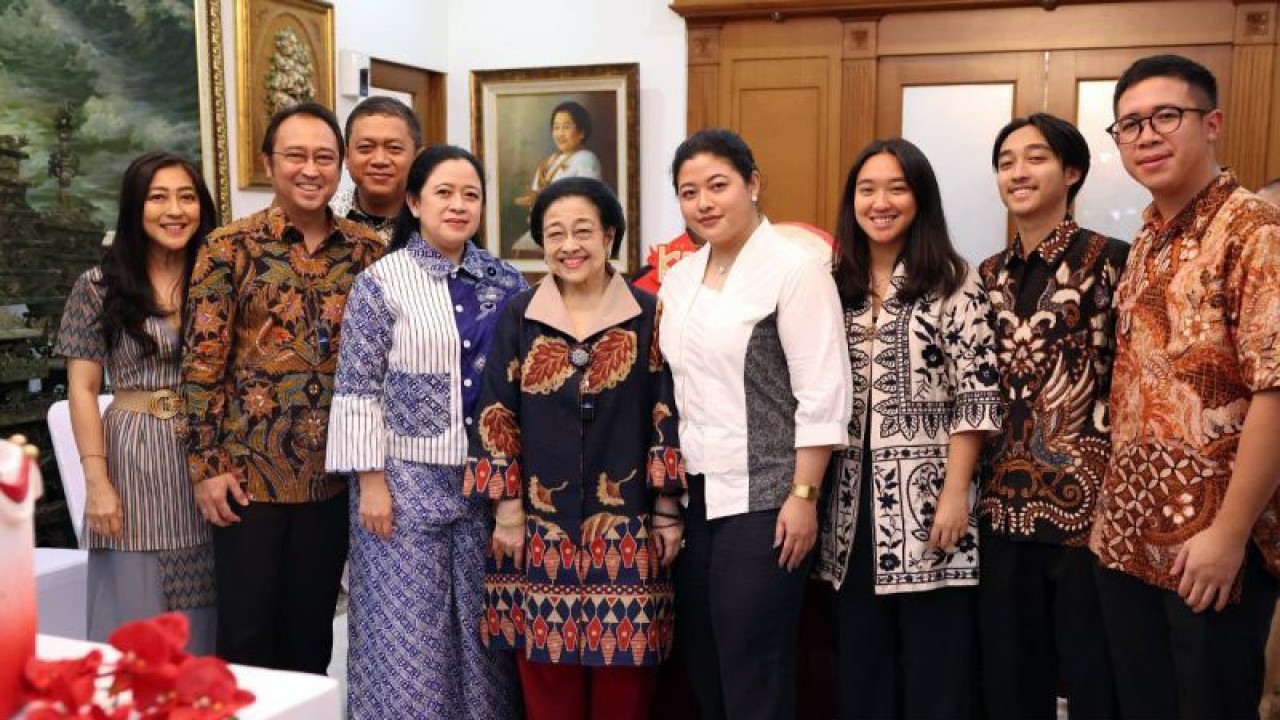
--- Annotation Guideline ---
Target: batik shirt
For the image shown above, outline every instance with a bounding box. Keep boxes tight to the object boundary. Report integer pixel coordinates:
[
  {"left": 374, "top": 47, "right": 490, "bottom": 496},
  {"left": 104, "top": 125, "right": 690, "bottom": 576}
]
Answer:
[
  {"left": 181, "top": 206, "right": 383, "bottom": 503},
  {"left": 978, "top": 218, "right": 1129, "bottom": 546},
  {"left": 816, "top": 264, "right": 1002, "bottom": 593},
  {"left": 465, "top": 273, "right": 686, "bottom": 667},
  {"left": 330, "top": 187, "right": 395, "bottom": 245},
  {"left": 1091, "top": 171, "right": 1280, "bottom": 592}
]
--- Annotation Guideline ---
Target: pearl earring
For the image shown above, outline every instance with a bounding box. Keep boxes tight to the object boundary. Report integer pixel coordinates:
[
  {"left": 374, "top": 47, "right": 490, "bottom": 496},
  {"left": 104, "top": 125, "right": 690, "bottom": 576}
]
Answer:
[{"left": 751, "top": 195, "right": 758, "bottom": 202}]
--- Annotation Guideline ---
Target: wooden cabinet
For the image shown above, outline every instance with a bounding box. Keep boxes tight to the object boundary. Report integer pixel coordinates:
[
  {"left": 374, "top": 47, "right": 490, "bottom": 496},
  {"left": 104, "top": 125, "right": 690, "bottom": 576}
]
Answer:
[{"left": 678, "top": 1, "right": 1280, "bottom": 234}]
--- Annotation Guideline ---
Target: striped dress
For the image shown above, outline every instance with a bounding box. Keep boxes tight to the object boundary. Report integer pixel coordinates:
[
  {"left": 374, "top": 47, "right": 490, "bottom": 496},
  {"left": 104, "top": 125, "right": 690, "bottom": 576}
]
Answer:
[{"left": 56, "top": 268, "right": 215, "bottom": 649}]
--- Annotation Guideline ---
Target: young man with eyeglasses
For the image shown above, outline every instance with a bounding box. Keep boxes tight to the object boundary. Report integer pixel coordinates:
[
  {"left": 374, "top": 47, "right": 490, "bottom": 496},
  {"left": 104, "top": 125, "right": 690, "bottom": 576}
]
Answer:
[
  {"left": 180, "top": 102, "right": 384, "bottom": 673},
  {"left": 1090, "top": 54, "right": 1280, "bottom": 718},
  {"left": 977, "top": 113, "right": 1126, "bottom": 720}
]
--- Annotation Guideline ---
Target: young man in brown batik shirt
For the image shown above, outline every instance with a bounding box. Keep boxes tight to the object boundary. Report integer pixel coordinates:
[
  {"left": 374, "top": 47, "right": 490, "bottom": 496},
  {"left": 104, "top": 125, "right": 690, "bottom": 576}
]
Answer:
[
  {"left": 978, "top": 113, "right": 1128, "bottom": 719},
  {"left": 1091, "top": 55, "right": 1280, "bottom": 719}
]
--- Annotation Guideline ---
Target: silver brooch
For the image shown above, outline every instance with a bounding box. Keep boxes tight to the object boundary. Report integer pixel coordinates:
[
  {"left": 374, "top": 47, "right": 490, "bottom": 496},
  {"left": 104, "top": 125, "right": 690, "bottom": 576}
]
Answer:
[{"left": 569, "top": 344, "right": 592, "bottom": 369}]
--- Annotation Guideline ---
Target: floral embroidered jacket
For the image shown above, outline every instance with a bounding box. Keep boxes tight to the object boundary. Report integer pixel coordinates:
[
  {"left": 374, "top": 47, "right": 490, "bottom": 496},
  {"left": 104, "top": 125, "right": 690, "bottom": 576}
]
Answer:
[
  {"left": 978, "top": 219, "right": 1130, "bottom": 547},
  {"left": 181, "top": 206, "right": 383, "bottom": 503},
  {"left": 817, "top": 264, "right": 1002, "bottom": 593},
  {"left": 1091, "top": 172, "right": 1280, "bottom": 593},
  {"left": 465, "top": 273, "right": 686, "bottom": 667}
]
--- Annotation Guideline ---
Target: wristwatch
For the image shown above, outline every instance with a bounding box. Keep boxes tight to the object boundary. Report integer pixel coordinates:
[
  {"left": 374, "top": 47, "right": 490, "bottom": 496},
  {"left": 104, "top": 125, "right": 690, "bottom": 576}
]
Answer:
[{"left": 789, "top": 484, "right": 818, "bottom": 501}]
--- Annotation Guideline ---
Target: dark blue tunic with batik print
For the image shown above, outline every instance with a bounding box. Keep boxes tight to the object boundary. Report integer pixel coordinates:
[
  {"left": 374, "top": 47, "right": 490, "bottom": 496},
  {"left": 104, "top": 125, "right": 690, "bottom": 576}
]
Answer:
[{"left": 465, "top": 271, "right": 686, "bottom": 667}]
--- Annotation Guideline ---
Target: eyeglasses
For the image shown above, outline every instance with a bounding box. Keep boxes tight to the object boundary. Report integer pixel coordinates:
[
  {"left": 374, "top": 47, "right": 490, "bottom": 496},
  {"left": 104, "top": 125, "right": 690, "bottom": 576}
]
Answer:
[
  {"left": 542, "top": 225, "right": 603, "bottom": 246},
  {"left": 1105, "top": 106, "right": 1213, "bottom": 145},
  {"left": 270, "top": 150, "right": 340, "bottom": 168}
]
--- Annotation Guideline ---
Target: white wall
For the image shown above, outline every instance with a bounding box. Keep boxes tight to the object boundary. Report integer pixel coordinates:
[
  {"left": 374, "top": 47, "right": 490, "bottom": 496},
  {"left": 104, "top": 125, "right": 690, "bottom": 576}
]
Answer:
[
  {"left": 222, "top": 0, "right": 689, "bottom": 254},
  {"left": 224, "top": 0, "right": 451, "bottom": 215}
]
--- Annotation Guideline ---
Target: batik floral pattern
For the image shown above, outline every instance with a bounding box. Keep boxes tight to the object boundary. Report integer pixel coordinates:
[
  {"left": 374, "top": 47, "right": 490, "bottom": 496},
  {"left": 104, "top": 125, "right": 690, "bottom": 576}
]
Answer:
[
  {"left": 977, "top": 221, "right": 1129, "bottom": 546},
  {"left": 1092, "top": 173, "right": 1280, "bottom": 590},
  {"left": 818, "top": 266, "right": 1001, "bottom": 593},
  {"left": 466, "top": 284, "right": 685, "bottom": 666}
]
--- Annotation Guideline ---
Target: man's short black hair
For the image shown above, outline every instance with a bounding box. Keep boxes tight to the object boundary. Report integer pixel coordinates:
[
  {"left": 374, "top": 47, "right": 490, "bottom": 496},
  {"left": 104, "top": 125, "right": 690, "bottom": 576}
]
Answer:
[
  {"left": 1113, "top": 54, "right": 1218, "bottom": 114},
  {"left": 261, "top": 101, "right": 345, "bottom": 164},
  {"left": 344, "top": 96, "right": 423, "bottom": 150},
  {"left": 991, "top": 113, "right": 1091, "bottom": 204}
]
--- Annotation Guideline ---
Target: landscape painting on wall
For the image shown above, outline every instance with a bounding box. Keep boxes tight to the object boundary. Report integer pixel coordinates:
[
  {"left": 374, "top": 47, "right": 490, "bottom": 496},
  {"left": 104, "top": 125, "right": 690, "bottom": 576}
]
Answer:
[{"left": 0, "top": 0, "right": 229, "bottom": 231}]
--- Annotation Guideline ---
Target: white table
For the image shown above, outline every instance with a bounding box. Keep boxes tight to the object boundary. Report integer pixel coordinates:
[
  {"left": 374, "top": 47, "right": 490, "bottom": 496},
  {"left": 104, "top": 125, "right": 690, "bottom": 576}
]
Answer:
[
  {"left": 34, "top": 549, "right": 88, "bottom": 639},
  {"left": 35, "top": 635, "right": 342, "bottom": 720}
]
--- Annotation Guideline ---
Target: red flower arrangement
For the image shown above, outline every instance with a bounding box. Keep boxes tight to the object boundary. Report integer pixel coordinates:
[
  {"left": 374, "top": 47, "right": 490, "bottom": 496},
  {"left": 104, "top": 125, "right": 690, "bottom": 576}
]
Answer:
[{"left": 21, "top": 613, "right": 254, "bottom": 719}]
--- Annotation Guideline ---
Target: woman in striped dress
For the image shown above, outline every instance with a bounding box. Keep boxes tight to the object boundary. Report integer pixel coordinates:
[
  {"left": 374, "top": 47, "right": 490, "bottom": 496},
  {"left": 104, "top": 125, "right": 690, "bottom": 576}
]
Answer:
[
  {"left": 326, "top": 145, "right": 525, "bottom": 718},
  {"left": 56, "top": 151, "right": 218, "bottom": 651}
]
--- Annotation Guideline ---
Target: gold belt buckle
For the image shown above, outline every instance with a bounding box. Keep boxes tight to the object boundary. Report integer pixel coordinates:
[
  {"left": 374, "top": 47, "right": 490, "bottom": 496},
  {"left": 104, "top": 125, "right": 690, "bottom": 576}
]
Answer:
[{"left": 148, "top": 389, "right": 180, "bottom": 420}]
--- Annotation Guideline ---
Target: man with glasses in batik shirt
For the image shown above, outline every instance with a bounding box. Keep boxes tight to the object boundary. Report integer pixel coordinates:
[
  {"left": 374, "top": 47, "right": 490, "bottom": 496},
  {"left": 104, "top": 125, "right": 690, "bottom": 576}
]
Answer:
[
  {"left": 1090, "top": 54, "right": 1280, "bottom": 719},
  {"left": 978, "top": 113, "right": 1127, "bottom": 720},
  {"left": 181, "top": 102, "right": 384, "bottom": 674}
]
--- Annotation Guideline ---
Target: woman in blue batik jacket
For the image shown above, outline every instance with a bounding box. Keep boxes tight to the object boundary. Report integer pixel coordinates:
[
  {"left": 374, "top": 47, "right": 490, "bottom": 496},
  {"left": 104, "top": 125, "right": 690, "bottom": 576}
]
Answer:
[{"left": 326, "top": 145, "right": 526, "bottom": 719}]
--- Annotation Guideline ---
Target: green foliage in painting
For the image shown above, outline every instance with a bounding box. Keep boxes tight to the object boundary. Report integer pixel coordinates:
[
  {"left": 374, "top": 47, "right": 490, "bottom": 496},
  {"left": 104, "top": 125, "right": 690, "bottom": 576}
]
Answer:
[{"left": 0, "top": 0, "right": 202, "bottom": 226}]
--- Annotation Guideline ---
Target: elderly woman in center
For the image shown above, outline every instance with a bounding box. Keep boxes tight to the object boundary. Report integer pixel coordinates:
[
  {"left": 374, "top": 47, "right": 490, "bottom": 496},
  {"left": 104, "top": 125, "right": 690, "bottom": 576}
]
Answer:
[{"left": 466, "top": 176, "right": 686, "bottom": 720}]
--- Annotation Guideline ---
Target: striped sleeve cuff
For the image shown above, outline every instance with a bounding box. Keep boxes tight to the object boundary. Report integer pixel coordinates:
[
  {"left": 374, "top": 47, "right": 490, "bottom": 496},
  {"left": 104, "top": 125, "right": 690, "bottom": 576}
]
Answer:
[{"left": 325, "top": 394, "right": 386, "bottom": 472}]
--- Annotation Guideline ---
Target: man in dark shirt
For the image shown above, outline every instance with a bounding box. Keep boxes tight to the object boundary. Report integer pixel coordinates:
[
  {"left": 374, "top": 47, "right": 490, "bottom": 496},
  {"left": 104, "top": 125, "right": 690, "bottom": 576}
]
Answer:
[
  {"left": 329, "top": 96, "right": 423, "bottom": 243},
  {"left": 181, "top": 102, "right": 383, "bottom": 673},
  {"left": 977, "top": 113, "right": 1128, "bottom": 719}
]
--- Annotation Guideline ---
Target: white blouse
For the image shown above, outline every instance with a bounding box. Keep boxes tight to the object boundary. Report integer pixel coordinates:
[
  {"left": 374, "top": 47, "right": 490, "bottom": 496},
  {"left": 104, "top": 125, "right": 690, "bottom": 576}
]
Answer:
[{"left": 659, "top": 219, "right": 851, "bottom": 520}]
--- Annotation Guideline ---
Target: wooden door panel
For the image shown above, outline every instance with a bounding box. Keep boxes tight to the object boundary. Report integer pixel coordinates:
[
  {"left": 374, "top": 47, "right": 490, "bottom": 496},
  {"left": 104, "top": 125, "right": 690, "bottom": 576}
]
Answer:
[
  {"left": 728, "top": 58, "right": 830, "bottom": 226},
  {"left": 717, "top": 18, "right": 845, "bottom": 230}
]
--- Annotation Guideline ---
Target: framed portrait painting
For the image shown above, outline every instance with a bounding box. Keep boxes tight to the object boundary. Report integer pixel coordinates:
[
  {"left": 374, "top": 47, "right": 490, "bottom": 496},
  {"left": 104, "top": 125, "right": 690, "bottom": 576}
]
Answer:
[
  {"left": 235, "top": 0, "right": 335, "bottom": 188},
  {"left": 471, "top": 63, "right": 640, "bottom": 274}
]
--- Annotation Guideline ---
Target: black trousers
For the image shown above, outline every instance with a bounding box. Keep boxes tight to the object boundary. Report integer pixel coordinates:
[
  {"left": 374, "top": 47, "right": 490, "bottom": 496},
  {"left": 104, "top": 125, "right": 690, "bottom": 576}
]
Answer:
[
  {"left": 1094, "top": 543, "right": 1278, "bottom": 720},
  {"left": 675, "top": 476, "right": 812, "bottom": 720},
  {"left": 978, "top": 534, "right": 1117, "bottom": 720},
  {"left": 833, "top": 467, "right": 978, "bottom": 720},
  {"left": 212, "top": 490, "right": 349, "bottom": 674}
]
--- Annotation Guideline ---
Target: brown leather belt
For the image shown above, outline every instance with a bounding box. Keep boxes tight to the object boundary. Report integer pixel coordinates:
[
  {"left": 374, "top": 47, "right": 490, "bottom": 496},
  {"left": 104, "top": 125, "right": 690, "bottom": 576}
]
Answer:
[{"left": 111, "top": 389, "right": 181, "bottom": 420}]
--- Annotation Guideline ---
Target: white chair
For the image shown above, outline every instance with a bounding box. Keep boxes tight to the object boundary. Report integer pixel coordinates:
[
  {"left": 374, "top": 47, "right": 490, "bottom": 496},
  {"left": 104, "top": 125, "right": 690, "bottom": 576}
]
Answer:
[{"left": 35, "top": 395, "right": 112, "bottom": 639}]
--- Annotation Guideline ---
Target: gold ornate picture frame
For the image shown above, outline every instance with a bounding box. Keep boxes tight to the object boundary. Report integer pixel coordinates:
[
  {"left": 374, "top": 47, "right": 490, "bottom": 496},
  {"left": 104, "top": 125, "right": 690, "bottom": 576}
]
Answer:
[
  {"left": 198, "top": 0, "right": 232, "bottom": 221},
  {"left": 471, "top": 63, "right": 640, "bottom": 275},
  {"left": 235, "top": 0, "right": 335, "bottom": 189}
]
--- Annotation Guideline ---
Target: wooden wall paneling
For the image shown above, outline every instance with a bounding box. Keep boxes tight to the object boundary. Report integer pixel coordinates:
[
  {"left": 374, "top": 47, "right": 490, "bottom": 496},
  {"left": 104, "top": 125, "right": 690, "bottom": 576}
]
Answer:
[
  {"left": 670, "top": 0, "right": 1139, "bottom": 20},
  {"left": 877, "top": 2, "right": 1235, "bottom": 57},
  {"left": 1228, "top": 3, "right": 1279, "bottom": 189},
  {"left": 1225, "top": 45, "right": 1275, "bottom": 190},
  {"left": 1272, "top": 10, "right": 1280, "bottom": 181},
  {"left": 687, "top": 67, "right": 720, "bottom": 133},
  {"left": 840, "top": 21, "right": 877, "bottom": 175},
  {"left": 687, "top": 25, "right": 722, "bottom": 132},
  {"left": 876, "top": 51, "right": 1044, "bottom": 136},
  {"left": 718, "top": 18, "right": 844, "bottom": 228}
]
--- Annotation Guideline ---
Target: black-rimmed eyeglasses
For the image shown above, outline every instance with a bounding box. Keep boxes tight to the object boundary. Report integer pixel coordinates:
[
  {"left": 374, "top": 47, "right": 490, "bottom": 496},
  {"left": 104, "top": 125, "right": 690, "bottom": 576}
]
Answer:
[{"left": 1105, "top": 106, "right": 1213, "bottom": 145}]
